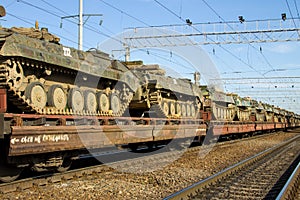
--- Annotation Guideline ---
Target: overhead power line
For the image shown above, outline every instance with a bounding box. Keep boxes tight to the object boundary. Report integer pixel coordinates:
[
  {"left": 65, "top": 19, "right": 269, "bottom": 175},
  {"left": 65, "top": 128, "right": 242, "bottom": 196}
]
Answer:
[
  {"left": 16, "top": 0, "right": 123, "bottom": 48},
  {"left": 7, "top": 12, "right": 79, "bottom": 46},
  {"left": 201, "top": 0, "right": 277, "bottom": 74},
  {"left": 98, "top": 0, "right": 150, "bottom": 26},
  {"left": 39, "top": 0, "right": 69, "bottom": 16},
  {"left": 286, "top": 0, "right": 300, "bottom": 37},
  {"left": 140, "top": 0, "right": 281, "bottom": 78},
  {"left": 294, "top": 0, "right": 300, "bottom": 18},
  {"left": 154, "top": 0, "right": 184, "bottom": 22},
  {"left": 13, "top": 0, "right": 194, "bottom": 71},
  {"left": 152, "top": 0, "right": 258, "bottom": 77},
  {"left": 18, "top": 0, "right": 61, "bottom": 18}
]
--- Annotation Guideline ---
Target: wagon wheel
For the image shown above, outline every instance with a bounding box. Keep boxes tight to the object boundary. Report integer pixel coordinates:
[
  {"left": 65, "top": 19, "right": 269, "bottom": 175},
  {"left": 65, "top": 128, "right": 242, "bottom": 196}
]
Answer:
[
  {"left": 0, "top": 164, "right": 23, "bottom": 183},
  {"left": 110, "top": 93, "right": 121, "bottom": 114},
  {"left": 7, "top": 60, "right": 24, "bottom": 89},
  {"left": 176, "top": 102, "right": 181, "bottom": 116},
  {"left": 181, "top": 103, "right": 187, "bottom": 117},
  {"left": 25, "top": 82, "right": 47, "bottom": 109},
  {"left": 169, "top": 101, "right": 176, "bottom": 116},
  {"left": 162, "top": 101, "right": 169, "bottom": 116},
  {"left": 47, "top": 85, "right": 67, "bottom": 110},
  {"left": 68, "top": 88, "right": 84, "bottom": 112},
  {"left": 56, "top": 158, "right": 72, "bottom": 173},
  {"left": 84, "top": 90, "right": 97, "bottom": 113},
  {"left": 97, "top": 92, "right": 109, "bottom": 112}
]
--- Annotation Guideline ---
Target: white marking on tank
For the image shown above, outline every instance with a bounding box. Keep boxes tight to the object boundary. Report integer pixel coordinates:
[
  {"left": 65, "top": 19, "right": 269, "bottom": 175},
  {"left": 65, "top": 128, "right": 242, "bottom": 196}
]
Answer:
[{"left": 63, "top": 47, "right": 72, "bottom": 57}]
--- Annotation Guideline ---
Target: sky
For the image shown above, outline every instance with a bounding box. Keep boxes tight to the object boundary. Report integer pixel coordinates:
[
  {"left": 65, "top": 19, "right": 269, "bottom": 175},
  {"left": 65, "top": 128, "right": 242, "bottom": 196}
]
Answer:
[{"left": 1, "top": 0, "right": 300, "bottom": 113}]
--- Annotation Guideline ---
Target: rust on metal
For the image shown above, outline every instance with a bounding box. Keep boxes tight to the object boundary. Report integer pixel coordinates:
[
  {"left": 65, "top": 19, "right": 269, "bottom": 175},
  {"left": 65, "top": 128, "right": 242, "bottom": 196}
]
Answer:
[
  {"left": 212, "top": 122, "right": 256, "bottom": 135},
  {"left": 0, "top": 113, "right": 4, "bottom": 138},
  {"left": 275, "top": 123, "right": 284, "bottom": 129},
  {"left": 57, "top": 118, "right": 67, "bottom": 126},
  {"left": 0, "top": 88, "right": 7, "bottom": 113},
  {"left": 8, "top": 123, "right": 206, "bottom": 156},
  {"left": 200, "top": 111, "right": 212, "bottom": 121},
  {"left": 12, "top": 116, "right": 23, "bottom": 126},
  {"left": 263, "top": 123, "right": 275, "bottom": 130}
]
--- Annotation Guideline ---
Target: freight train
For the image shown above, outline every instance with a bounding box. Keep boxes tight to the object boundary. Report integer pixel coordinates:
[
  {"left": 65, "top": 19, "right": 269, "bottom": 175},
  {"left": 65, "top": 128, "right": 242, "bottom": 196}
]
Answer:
[{"left": 0, "top": 24, "right": 299, "bottom": 182}]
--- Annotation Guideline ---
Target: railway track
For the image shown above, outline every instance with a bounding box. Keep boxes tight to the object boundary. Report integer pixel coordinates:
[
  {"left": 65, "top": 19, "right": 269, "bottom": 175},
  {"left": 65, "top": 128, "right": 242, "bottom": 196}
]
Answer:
[
  {"left": 276, "top": 161, "right": 300, "bottom": 200},
  {"left": 164, "top": 134, "right": 300, "bottom": 200},
  {"left": 0, "top": 130, "right": 285, "bottom": 194}
]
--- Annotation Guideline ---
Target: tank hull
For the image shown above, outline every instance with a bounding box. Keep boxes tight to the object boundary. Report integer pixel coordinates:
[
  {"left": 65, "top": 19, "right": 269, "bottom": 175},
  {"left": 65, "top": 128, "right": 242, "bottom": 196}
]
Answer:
[{"left": 0, "top": 27, "right": 138, "bottom": 116}]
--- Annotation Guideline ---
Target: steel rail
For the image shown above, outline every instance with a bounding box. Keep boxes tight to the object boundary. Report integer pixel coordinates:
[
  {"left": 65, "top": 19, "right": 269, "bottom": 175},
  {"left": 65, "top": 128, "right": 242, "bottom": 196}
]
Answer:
[
  {"left": 276, "top": 161, "right": 300, "bottom": 200},
  {"left": 0, "top": 130, "right": 283, "bottom": 194},
  {"left": 0, "top": 147, "right": 182, "bottom": 194},
  {"left": 164, "top": 134, "right": 300, "bottom": 200}
]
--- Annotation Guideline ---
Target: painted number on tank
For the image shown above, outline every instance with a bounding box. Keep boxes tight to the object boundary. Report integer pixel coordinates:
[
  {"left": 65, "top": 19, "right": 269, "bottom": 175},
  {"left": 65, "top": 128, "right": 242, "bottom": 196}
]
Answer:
[{"left": 63, "top": 47, "right": 72, "bottom": 57}]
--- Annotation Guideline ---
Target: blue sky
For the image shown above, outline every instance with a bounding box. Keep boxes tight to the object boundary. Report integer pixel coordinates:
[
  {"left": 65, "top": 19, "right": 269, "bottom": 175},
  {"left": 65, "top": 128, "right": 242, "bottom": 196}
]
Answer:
[{"left": 1, "top": 0, "right": 300, "bottom": 113}]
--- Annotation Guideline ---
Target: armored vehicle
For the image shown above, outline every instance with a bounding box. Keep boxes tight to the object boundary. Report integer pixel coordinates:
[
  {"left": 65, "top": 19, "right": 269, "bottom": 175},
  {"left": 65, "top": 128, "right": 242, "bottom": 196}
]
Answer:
[
  {"left": 0, "top": 27, "right": 138, "bottom": 116},
  {"left": 231, "top": 95, "right": 252, "bottom": 121},
  {"left": 250, "top": 100, "right": 266, "bottom": 122},
  {"left": 124, "top": 61, "right": 202, "bottom": 118}
]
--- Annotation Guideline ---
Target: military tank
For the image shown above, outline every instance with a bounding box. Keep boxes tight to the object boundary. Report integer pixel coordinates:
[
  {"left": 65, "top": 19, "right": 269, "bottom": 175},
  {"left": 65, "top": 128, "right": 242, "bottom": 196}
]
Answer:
[
  {"left": 124, "top": 61, "right": 202, "bottom": 118},
  {"left": 209, "top": 89, "right": 236, "bottom": 121},
  {"left": 250, "top": 100, "right": 266, "bottom": 122},
  {"left": 0, "top": 26, "right": 139, "bottom": 116},
  {"left": 230, "top": 94, "right": 252, "bottom": 121},
  {"left": 274, "top": 107, "right": 286, "bottom": 123},
  {"left": 263, "top": 103, "right": 275, "bottom": 122}
]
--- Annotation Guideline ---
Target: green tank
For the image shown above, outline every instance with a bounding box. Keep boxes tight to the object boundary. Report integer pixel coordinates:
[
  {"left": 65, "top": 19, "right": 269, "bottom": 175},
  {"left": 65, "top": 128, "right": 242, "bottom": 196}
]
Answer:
[
  {"left": 250, "top": 100, "right": 266, "bottom": 122},
  {"left": 124, "top": 61, "right": 202, "bottom": 118},
  {"left": 210, "top": 90, "right": 236, "bottom": 121},
  {"left": 0, "top": 27, "right": 138, "bottom": 116},
  {"left": 231, "top": 94, "right": 252, "bottom": 121}
]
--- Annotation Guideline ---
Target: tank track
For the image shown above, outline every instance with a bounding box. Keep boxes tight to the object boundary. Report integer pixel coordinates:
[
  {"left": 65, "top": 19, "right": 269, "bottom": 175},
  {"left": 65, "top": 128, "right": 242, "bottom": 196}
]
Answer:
[
  {"left": 0, "top": 58, "right": 132, "bottom": 117},
  {"left": 0, "top": 62, "right": 34, "bottom": 110},
  {"left": 151, "top": 104, "right": 168, "bottom": 119},
  {"left": 149, "top": 91, "right": 168, "bottom": 118},
  {"left": 148, "top": 91, "right": 198, "bottom": 119}
]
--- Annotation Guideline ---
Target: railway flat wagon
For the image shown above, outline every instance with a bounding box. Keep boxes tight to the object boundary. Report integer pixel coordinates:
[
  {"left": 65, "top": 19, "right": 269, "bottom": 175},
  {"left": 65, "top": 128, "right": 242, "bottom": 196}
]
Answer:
[{"left": 0, "top": 88, "right": 206, "bottom": 182}]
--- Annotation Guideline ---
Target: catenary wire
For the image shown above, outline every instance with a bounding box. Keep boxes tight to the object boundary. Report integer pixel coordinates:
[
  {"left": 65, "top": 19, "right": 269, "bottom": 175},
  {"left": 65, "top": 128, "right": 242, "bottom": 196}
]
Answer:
[{"left": 286, "top": 0, "right": 300, "bottom": 37}]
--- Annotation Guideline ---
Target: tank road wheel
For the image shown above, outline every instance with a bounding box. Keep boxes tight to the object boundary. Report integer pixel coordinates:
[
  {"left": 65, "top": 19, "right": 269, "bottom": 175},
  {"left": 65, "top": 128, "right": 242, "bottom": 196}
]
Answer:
[
  {"left": 68, "top": 88, "right": 84, "bottom": 113},
  {"left": 186, "top": 104, "right": 191, "bottom": 117},
  {"left": 176, "top": 102, "right": 182, "bottom": 116},
  {"left": 25, "top": 82, "right": 47, "bottom": 109},
  {"left": 181, "top": 103, "right": 187, "bottom": 117},
  {"left": 47, "top": 85, "right": 67, "bottom": 110},
  {"left": 161, "top": 101, "right": 169, "bottom": 117},
  {"left": 97, "top": 92, "right": 110, "bottom": 112},
  {"left": 190, "top": 104, "right": 196, "bottom": 118},
  {"left": 110, "top": 93, "right": 121, "bottom": 114},
  {"left": 169, "top": 102, "right": 176, "bottom": 116},
  {"left": 7, "top": 60, "right": 24, "bottom": 89},
  {"left": 84, "top": 91, "right": 97, "bottom": 113},
  {"left": 0, "top": 164, "right": 23, "bottom": 183}
]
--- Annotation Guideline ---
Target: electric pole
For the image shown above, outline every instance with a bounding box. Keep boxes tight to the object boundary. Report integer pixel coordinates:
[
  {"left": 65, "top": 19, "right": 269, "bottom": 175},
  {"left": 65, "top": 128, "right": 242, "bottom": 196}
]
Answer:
[
  {"left": 79, "top": 0, "right": 83, "bottom": 50},
  {"left": 60, "top": 0, "right": 102, "bottom": 50}
]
